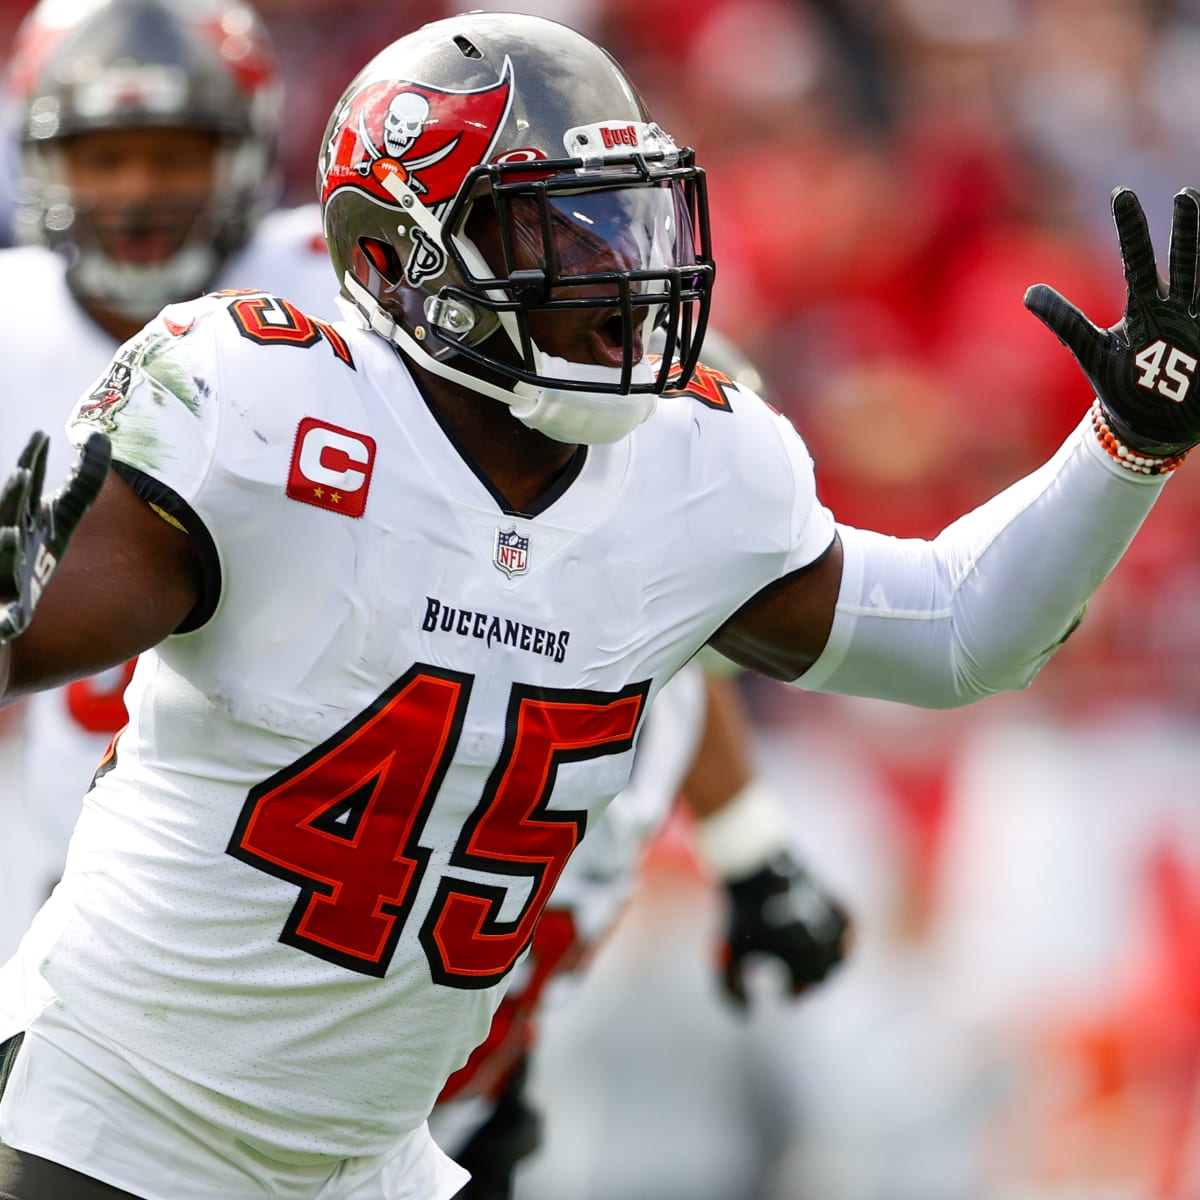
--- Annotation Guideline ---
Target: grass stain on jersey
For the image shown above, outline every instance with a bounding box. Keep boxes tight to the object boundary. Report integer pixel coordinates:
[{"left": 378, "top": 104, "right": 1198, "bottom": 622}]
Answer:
[
  {"left": 136, "top": 332, "right": 204, "bottom": 419},
  {"left": 98, "top": 329, "right": 207, "bottom": 471}
]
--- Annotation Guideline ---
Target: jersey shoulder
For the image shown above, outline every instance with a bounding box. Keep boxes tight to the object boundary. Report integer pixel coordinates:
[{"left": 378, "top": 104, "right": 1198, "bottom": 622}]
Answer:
[
  {"left": 642, "top": 355, "right": 827, "bottom": 556},
  {"left": 654, "top": 358, "right": 815, "bottom": 488},
  {"left": 66, "top": 290, "right": 365, "bottom": 469},
  {"left": 661, "top": 356, "right": 749, "bottom": 415}
]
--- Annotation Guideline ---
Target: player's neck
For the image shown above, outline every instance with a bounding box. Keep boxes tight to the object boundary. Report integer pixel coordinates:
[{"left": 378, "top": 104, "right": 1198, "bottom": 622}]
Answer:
[{"left": 414, "top": 369, "right": 581, "bottom": 514}]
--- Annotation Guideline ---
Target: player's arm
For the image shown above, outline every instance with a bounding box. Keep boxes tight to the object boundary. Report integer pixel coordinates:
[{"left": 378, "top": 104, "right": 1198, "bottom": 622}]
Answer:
[
  {"left": 683, "top": 672, "right": 849, "bottom": 1007},
  {"left": 713, "top": 187, "right": 1200, "bottom": 705},
  {"left": 678, "top": 672, "right": 756, "bottom": 823},
  {"left": 0, "top": 433, "right": 201, "bottom": 701}
]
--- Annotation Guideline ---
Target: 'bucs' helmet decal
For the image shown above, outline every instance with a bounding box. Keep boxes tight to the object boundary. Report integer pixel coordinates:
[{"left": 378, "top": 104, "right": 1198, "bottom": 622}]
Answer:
[{"left": 321, "top": 64, "right": 512, "bottom": 211}]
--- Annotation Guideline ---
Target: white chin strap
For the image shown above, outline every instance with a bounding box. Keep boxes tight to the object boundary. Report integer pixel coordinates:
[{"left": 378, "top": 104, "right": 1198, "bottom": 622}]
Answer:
[
  {"left": 507, "top": 353, "right": 657, "bottom": 444},
  {"left": 341, "top": 274, "right": 658, "bottom": 445}
]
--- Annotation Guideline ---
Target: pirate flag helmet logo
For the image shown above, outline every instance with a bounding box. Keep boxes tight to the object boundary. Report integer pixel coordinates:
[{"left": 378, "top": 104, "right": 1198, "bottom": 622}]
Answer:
[
  {"left": 320, "top": 63, "right": 512, "bottom": 289},
  {"left": 320, "top": 67, "right": 512, "bottom": 212}
]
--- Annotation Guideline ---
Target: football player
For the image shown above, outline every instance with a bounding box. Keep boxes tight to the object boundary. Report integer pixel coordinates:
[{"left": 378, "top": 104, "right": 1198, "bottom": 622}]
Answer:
[
  {"left": 0, "top": 11, "right": 849, "bottom": 1197},
  {"left": 0, "top": 10, "right": 1195, "bottom": 1200}
]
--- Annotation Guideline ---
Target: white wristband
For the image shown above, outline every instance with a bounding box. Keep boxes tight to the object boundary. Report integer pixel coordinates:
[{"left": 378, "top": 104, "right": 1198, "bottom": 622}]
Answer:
[{"left": 692, "top": 778, "right": 791, "bottom": 880}]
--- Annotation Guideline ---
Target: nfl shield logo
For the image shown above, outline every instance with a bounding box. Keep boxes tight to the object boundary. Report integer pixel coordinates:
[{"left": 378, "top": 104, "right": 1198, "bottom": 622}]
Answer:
[{"left": 493, "top": 526, "right": 530, "bottom": 577}]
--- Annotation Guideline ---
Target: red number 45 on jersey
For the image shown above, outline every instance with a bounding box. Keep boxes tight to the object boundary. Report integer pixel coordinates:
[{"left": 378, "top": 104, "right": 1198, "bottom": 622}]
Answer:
[{"left": 227, "top": 664, "right": 648, "bottom": 987}]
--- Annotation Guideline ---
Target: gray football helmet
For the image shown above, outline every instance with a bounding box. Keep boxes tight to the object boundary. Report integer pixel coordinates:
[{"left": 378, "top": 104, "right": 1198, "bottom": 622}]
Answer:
[
  {"left": 319, "top": 12, "right": 714, "bottom": 442},
  {"left": 8, "top": 0, "right": 282, "bottom": 321}
]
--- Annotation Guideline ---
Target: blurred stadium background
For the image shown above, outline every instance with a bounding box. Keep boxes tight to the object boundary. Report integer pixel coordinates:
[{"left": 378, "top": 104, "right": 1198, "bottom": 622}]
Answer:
[{"left": 2, "top": 0, "right": 1200, "bottom": 1197}]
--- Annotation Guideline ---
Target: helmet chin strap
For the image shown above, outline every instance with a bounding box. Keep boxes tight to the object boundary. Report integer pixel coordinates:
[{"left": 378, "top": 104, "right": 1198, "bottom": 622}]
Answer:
[
  {"left": 506, "top": 353, "right": 657, "bottom": 444},
  {"left": 341, "top": 273, "right": 658, "bottom": 445}
]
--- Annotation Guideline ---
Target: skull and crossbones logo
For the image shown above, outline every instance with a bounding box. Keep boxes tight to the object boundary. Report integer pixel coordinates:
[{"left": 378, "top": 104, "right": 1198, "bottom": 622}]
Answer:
[{"left": 382, "top": 92, "right": 430, "bottom": 156}]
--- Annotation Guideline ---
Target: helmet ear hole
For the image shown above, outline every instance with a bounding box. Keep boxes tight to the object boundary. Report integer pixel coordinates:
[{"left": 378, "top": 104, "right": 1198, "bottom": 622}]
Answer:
[{"left": 358, "top": 237, "right": 402, "bottom": 282}]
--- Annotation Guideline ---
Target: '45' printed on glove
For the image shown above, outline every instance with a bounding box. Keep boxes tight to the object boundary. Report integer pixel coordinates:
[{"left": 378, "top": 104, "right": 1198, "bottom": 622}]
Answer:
[
  {"left": 0, "top": 430, "right": 111, "bottom": 643},
  {"left": 1025, "top": 187, "right": 1200, "bottom": 456}
]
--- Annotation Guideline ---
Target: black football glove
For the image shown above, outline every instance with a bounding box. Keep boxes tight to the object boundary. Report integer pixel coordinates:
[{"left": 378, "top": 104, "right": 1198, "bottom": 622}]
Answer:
[
  {"left": 0, "top": 430, "right": 111, "bottom": 643},
  {"left": 1025, "top": 187, "right": 1200, "bottom": 457},
  {"left": 720, "top": 849, "right": 850, "bottom": 1009}
]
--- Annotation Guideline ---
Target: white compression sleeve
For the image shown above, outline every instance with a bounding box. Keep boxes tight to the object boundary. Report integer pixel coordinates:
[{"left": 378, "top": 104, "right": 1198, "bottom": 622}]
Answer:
[{"left": 794, "top": 413, "right": 1170, "bottom": 708}]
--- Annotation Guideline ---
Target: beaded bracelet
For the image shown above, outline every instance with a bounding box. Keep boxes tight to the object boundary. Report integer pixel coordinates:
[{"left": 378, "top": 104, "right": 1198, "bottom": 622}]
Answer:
[{"left": 1090, "top": 400, "right": 1191, "bottom": 476}]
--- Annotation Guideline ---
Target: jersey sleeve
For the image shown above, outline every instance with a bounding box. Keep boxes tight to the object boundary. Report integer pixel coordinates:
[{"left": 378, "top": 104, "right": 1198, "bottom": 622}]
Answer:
[
  {"left": 768, "top": 401, "right": 837, "bottom": 573},
  {"left": 65, "top": 297, "right": 227, "bottom": 630},
  {"left": 65, "top": 297, "right": 224, "bottom": 499},
  {"left": 692, "top": 379, "right": 835, "bottom": 576}
]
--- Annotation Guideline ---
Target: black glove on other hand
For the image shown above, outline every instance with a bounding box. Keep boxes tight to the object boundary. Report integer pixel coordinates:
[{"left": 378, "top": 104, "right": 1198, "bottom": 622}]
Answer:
[{"left": 720, "top": 850, "right": 850, "bottom": 1010}]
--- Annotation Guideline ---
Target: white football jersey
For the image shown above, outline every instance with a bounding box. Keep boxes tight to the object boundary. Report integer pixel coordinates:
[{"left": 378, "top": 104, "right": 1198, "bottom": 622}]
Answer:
[
  {"left": 0, "top": 205, "right": 339, "bottom": 956},
  {"left": 0, "top": 290, "right": 833, "bottom": 1161}
]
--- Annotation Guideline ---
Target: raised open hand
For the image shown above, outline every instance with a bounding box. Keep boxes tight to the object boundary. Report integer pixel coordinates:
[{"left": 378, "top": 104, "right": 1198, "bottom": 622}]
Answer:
[{"left": 1026, "top": 187, "right": 1200, "bottom": 458}]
